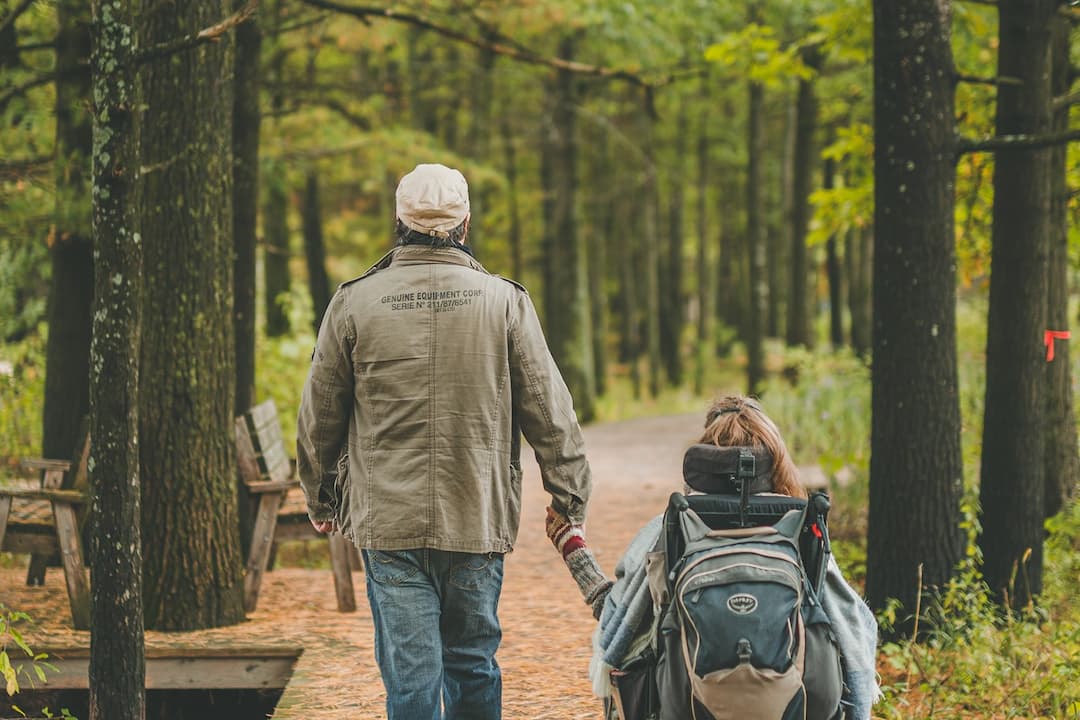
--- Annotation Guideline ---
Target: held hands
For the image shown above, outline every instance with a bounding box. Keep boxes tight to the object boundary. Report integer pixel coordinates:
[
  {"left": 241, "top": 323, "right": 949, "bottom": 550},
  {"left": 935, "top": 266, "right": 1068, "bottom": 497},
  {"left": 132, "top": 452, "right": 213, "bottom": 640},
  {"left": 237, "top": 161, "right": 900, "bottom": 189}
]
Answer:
[
  {"left": 310, "top": 518, "right": 335, "bottom": 534},
  {"left": 545, "top": 507, "right": 613, "bottom": 620}
]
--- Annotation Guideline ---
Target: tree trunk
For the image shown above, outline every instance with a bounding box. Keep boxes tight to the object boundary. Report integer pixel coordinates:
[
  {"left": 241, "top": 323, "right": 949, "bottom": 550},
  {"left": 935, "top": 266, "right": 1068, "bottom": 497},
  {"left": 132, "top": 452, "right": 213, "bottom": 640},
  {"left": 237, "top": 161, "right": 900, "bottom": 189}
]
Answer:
[
  {"left": 979, "top": 0, "right": 1056, "bottom": 608},
  {"left": 466, "top": 46, "right": 496, "bottom": 257},
  {"left": 588, "top": 134, "right": 615, "bottom": 397},
  {"left": 641, "top": 101, "right": 663, "bottom": 398},
  {"left": 139, "top": 0, "right": 246, "bottom": 631},
  {"left": 867, "top": 0, "right": 964, "bottom": 632},
  {"left": 1043, "top": 15, "right": 1078, "bottom": 520},
  {"left": 541, "top": 35, "right": 596, "bottom": 420},
  {"left": 823, "top": 157, "right": 844, "bottom": 350},
  {"left": 745, "top": 76, "right": 767, "bottom": 396},
  {"left": 407, "top": 28, "right": 438, "bottom": 137},
  {"left": 501, "top": 117, "right": 524, "bottom": 281},
  {"left": 263, "top": 168, "right": 291, "bottom": 337},
  {"left": 847, "top": 225, "right": 872, "bottom": 358},
  {"left": 694, "top": 73, "right": 713, "bottom": 396},
  {"left": 773, "top": 98, "right": 796, "bottom": 340},
  {"left": 618, "top": 193, "right": 642, "bottom": 398},
  {"left": 787, "top": 48, "right": 822, "bottom": 349},
  {"left": 43, "top": 0, "right": 93, "bottom": 463},
  {"left": 232, "top": 0, "right": 260, "bottom": 415},
  {"left": 302, "top": 171, "right": 331, "bottom": 332},
  {"left": 661, "top": 97, "right": 687, "bottom": 387},
  {"left": 89, "top": 0, "right": 145, "bottom": 715}
]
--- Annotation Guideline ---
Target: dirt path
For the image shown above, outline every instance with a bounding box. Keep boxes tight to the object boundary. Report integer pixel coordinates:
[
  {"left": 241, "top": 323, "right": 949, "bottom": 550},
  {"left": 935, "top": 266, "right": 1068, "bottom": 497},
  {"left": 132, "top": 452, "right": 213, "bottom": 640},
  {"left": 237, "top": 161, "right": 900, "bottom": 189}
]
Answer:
[
  {"left": 1, "top": 412, "right": 705, "bottom": 719},
  {"left": 271, "top": 411, "right": 703, "bottom": 718}
]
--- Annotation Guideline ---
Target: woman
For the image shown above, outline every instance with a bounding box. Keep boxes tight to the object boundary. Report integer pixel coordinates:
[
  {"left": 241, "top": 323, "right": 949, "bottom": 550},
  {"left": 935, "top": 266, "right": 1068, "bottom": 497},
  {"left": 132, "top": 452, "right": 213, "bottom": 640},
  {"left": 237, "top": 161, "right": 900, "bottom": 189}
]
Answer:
[{"left": 589, "top": 395, "right": 880, "bottom": 720}]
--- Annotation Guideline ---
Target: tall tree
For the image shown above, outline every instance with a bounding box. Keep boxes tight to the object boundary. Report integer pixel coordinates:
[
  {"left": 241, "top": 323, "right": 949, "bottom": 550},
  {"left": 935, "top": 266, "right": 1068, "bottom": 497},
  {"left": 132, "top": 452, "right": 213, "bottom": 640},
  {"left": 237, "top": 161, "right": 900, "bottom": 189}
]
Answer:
[
  {"left": 867, "top": 0, "right": 964, "bottom": 629},
  {"left": 540, "top": 35, "right": 596, "bottom": 420},
  {"left": 139, "top": 0, "right": 246, "bottom": 630},
  {"left": 694, "top": 72, "right": 713, "bottom": 396},
  {"left": 660, "top": 94, "right": 687, "bottom": 387},
  {"left": 786, "top": 45, "right": 822, "bottom": 348},
  {"left": 302, "top": 170, "right": 331, "bottom": 331},
  {"left": 823, "top": 156, "right": 844, "bottom": 350},
  {"left": 1043, "top": 15, "right": 1078, "bottom": 520},
  {"left": 89, "top": 0, "right": 145, "bottom": 714},
  {"left": 42, "top": 0, "right": 93, "bottom": 462},
  {"left": 34, "top": 0, "right": 94, "bottom": 588},
  {"left": 978, "top": 0, "right": 1056, "bottom": 608},
  {"left": 745, "top": 73, "right": 767, "bottom": 395},
  {"left": 232, "top": 0, "right": 261, "bottom": 414},
  {"left": 263, "top": 6, "right": 290, "bottom": 338},
  {"left": 641, "top": 95, "right": 663, "bottom": 398}
]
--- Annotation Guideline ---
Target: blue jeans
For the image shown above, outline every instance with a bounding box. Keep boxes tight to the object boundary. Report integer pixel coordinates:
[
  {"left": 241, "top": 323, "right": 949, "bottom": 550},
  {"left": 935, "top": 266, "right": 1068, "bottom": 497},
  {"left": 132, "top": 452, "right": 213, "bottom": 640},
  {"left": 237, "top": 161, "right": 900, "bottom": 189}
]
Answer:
[{"left": 362, "top": 548, "right": 504, "bottom": 720}]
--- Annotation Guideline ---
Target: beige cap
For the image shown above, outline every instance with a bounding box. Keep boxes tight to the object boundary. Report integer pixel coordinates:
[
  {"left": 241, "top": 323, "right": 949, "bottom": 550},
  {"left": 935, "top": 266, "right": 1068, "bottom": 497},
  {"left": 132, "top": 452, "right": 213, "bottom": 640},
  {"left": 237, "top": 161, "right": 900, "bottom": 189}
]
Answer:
[{"left": 395, "top": 163, "right": 470, "bottom": 238}]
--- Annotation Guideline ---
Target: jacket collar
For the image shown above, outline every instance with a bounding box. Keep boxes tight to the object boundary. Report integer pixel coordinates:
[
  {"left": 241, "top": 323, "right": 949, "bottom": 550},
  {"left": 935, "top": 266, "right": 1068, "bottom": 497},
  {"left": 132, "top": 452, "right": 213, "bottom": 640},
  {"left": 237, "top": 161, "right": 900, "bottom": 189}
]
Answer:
[{"left": 388, "top": 244, "right": 489, "bottom": 273}]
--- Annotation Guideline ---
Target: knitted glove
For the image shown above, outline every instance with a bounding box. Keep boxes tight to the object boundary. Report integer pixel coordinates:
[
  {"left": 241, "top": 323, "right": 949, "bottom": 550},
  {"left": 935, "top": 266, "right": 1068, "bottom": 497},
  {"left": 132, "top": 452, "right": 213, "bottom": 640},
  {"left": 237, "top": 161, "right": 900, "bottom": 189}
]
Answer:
[{"left": 546, "top": 507, "right": 614, "bottom": 620}]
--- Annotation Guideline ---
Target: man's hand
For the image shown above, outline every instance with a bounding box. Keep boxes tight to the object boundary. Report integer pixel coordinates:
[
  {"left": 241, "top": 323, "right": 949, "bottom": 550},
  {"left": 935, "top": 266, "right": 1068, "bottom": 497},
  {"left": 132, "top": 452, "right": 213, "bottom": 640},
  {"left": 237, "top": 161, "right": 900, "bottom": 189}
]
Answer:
[{"left": 310, "top": 518, "right": 335, "bottom": 534}]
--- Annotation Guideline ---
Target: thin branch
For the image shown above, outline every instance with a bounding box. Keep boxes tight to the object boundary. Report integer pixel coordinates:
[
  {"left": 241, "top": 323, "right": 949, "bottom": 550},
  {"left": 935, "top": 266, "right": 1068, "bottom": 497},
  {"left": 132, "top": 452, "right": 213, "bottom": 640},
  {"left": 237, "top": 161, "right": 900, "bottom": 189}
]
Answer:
[
  {"left": 0, "top": 154, "right": 51, "bottom": 179},
  {"left": 15, "top": 38, "right": 55, "bottom": 52},
  {"left": 955, "top": 72, "right": 1022, "bottom": 87},
  {"left": 0, "top": 0, "right": 36, "bottom": 38},
  {"left": 0, "top": 71, "right": 57, "bottom": 112},
  {"left": 1053, "top": 89, "right": 1080, "bottom": 110},
  {"left": 136, "top": 0, "right": 259, "bottom": 65},
  {"left": 319, "top": 97, "right": 372, "bottom": 131},
  {"left": 957, "top": 127, "right": 1080, "bottom": 155},
  {"left": 298, "top": 0, "right": 658, "bottom": 88}
]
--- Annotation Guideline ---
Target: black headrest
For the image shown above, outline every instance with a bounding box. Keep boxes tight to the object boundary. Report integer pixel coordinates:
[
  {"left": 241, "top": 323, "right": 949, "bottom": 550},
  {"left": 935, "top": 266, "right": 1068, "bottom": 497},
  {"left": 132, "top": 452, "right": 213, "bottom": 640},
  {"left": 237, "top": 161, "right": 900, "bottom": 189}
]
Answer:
[{"left": 682, "top": 444, "right": 774, "bottom": 495}]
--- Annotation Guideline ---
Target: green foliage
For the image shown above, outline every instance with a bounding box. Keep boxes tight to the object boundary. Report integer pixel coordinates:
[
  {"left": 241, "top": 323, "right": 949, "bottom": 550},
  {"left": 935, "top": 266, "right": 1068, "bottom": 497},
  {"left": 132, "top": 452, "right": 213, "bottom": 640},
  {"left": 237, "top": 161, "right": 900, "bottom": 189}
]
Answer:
[
  {"left": 808, "top": 123, "right": 873, "bottom": 248},
  {"left": 761, "top": 346, "right": 870, "bottom": 475},
  {"left": 0, "top": 331, "right": 46, "bottom": 467},
  {"left": 704, "top": 24, "right": 813, "bottom": 88},
  {"left": 874, "top": 501, "right": 1080, "bottom": 719},
  {"left": 0, "top": 604, "right": 58, "bottom": 698}
]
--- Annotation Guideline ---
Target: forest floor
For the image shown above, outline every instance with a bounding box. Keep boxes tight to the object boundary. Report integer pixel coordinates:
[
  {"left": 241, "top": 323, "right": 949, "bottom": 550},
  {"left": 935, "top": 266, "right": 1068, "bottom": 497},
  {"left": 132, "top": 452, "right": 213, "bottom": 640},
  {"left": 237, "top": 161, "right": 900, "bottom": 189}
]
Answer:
[{"left": 0, "top": 411, "right": 839, "bottom": 719}]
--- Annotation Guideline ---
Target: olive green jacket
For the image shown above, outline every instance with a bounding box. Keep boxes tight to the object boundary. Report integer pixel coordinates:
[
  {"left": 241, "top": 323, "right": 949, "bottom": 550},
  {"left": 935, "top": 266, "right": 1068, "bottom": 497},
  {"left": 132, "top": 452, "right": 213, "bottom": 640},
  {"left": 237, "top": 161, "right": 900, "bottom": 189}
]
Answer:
[{"left": 296, "top": 244, "right": 592, "bottom": 554}]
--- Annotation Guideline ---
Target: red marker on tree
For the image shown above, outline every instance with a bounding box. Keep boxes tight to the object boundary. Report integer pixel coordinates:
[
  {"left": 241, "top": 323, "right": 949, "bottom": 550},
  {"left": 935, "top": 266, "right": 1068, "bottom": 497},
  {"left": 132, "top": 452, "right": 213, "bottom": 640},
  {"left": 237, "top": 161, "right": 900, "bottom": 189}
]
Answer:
[{"left": 1044, "top": 329, "right": 1070, "bottom": 362}]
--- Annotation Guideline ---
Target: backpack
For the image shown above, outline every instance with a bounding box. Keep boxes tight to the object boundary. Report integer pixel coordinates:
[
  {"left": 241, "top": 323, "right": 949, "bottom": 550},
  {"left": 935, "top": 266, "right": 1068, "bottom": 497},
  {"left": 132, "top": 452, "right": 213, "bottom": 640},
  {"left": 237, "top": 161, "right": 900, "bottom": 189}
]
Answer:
[{"left": 629, "top": 446, "right": 844, "bottom": 720}]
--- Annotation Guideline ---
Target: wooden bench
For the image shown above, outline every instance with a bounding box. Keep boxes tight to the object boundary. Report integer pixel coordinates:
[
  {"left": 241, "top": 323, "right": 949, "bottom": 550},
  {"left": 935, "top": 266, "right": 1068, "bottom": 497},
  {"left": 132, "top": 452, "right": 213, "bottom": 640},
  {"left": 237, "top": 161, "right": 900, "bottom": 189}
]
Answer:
[
  {"left": 236, "top": 399, "right": 356, "bottom": 613},
  {"left": 0, "top": 428, "right": 92, "bottom": 630}
]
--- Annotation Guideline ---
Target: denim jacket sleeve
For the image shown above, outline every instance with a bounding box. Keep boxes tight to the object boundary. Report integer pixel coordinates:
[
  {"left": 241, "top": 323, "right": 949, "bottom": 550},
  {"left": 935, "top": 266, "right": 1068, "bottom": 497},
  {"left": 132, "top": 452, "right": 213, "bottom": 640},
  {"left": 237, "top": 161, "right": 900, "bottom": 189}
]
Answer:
[
  {"left": 507, "top": 290, "right": 592, "bottom": 525},
  {"left": 296, "top": 289, "right": 355, "bottom": 522}
]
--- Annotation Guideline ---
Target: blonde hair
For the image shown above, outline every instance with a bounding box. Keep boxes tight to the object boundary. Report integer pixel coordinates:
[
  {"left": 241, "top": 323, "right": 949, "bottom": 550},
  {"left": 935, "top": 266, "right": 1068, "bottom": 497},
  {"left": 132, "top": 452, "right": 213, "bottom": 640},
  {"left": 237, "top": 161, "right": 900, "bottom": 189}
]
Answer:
[{"left": 699, "top": 395, "right": 806, "bottom": 499}]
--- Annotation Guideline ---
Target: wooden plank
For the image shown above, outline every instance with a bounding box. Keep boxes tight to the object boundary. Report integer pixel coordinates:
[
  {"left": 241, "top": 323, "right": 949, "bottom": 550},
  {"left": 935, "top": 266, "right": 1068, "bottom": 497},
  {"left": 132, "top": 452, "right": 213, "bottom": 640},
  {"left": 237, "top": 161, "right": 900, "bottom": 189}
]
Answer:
[
  {"left": 26, "top": 655, "right": 300, "bottom": 690},
  {"left": 327, "top": 533, "right": 357, "bottom": 613},
  {"left": 244, "top": 478, "right": 299, "bottom": 494},
  {"left": 0, "top": 488, "right": 86, "bottom": 503},
  {"left": 26, "top": 468, "right": 65, "bottom": 587},
  {"left": 36, "top": 644, "right": 303, "bottom": 660},
  {"left": 347, "top": 543, "right": 363, "bottom": 572},
  {"left": 0, "top": 495, "right": 10, "bottom": 554},
  {"left": 52, "top": 501, "right": 91, "bottom": 630},
  {"left": 270, "top": 520, "right": 321, "bottom": 542},
  {"left": 20, "top": 458, "right": 71, "bottom": 473},
  {"left": 244, "top": 491, "right": 284, "bottom": 613},
  {"left": 1, "top": 528, "right": 59, "bottom": 555},
  {"left": 260, "top": 444, "right": 291, "bottom": 483},
  {"left": 256, "top": 416, "right": 284, "bottom": 448},
  {"left": 67, "top": 421, "right": 92, "bottom": 493},
  {"left": 236, "top": 415, "right": 261, "bottom": 484},
  {"left": 247, "top": 399, "right": 279, "bottom": 435}
]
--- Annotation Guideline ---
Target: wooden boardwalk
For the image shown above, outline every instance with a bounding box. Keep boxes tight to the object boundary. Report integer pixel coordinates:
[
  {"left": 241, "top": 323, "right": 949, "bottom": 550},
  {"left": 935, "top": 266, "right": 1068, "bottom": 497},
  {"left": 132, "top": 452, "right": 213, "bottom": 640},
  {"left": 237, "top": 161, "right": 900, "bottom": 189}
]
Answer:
[{"left": 1, "top": 413, "right": 704, "bottom": 718}]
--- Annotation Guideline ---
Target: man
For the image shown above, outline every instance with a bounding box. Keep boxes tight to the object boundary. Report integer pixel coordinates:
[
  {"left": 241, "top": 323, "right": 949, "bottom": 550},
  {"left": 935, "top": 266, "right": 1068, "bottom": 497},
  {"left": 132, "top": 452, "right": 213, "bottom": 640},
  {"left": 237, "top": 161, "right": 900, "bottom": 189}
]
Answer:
[{"left": 297, "top": 163, "right": 611, "bottom": 719}]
